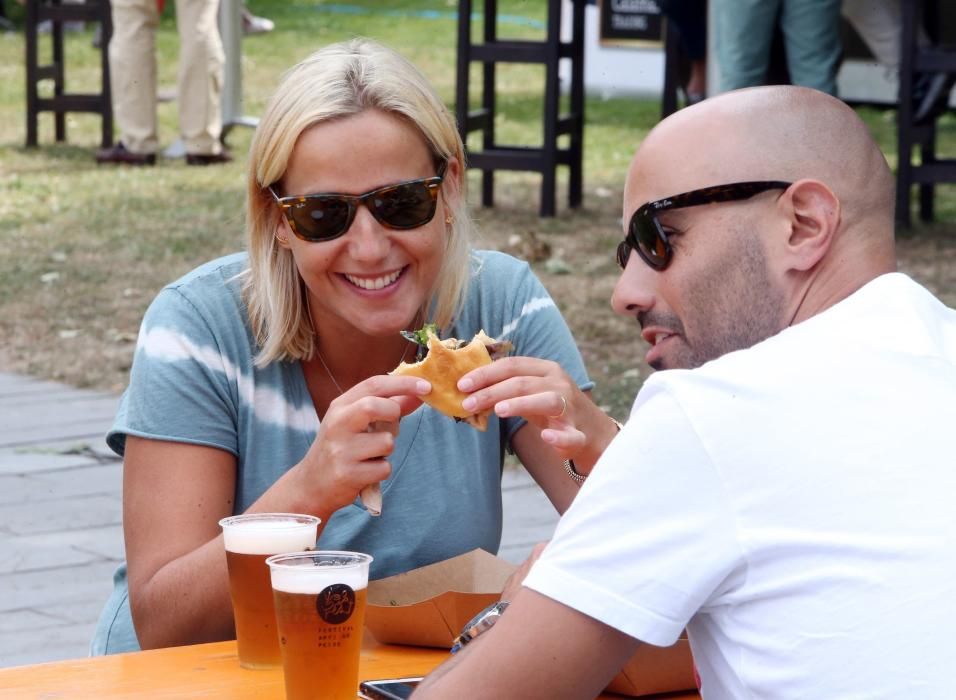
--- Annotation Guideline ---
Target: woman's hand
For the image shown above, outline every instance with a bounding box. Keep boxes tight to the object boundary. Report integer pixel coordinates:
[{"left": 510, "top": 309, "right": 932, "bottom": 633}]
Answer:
[
  {"left": 295, "top": 375, "right": 430, "bottom": 517},
  {"left": 458, "top": 357, "right": 606, "bottom": 463}
]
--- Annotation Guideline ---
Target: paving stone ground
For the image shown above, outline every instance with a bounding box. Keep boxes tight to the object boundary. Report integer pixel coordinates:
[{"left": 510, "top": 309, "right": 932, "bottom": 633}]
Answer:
[{"left": 0, "top": 372, "right": 558, "bottom": 668}]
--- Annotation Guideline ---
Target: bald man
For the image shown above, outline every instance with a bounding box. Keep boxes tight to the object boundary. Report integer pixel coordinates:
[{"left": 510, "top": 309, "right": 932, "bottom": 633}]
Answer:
[{"left": 414, "top": 86, "right": 956, "bottom": 698}]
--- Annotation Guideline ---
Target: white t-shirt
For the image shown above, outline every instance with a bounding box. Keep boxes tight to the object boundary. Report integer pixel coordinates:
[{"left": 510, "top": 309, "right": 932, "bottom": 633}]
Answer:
[{"left": 525, "top": 273, "right": 956, "bottom": 699}]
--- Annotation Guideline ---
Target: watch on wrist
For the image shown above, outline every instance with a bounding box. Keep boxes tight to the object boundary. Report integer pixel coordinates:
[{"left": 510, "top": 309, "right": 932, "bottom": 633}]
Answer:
[{"left": 450, "top": 601, "right": 509, "bottom": 654}]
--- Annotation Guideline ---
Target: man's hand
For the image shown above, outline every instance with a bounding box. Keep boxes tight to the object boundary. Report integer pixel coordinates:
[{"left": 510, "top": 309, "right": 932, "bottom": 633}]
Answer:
[{"left": 413, "top": 588, "right": 639, "bottom": 699}]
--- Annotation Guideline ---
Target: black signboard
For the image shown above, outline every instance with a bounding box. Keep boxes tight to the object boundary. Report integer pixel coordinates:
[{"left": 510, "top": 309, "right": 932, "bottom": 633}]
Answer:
[{"left": 599, "top": 0, "right": 664, "bottom": 45}]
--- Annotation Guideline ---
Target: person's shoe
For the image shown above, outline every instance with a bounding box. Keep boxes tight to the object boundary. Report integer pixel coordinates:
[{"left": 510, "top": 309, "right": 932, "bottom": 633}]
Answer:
[
  {"left": 185, "top": 150, "right": 233, "bottom": 166},
  {"left": 95, "top": 142, "right": 156, "bottom": 166},
  {"left": 241, "top": 8, "right": 274, "bottom": 35},
  {"left": 914, "top": 72, "right": 956, "bottom": 125}
]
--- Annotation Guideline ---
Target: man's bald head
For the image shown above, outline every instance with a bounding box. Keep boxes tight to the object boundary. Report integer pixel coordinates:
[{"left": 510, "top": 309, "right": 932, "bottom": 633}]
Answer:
[
  {"left": 613, "top": 87, "right": 898, "bottom": 358},
  {"left": 627, "top": 86, "right": 895, "bottom": 242}
]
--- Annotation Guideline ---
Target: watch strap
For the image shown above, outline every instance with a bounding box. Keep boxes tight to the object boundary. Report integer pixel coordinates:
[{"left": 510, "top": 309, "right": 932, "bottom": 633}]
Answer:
[{"left": 450, "top": 601, "right": 509, "bottom": 654}]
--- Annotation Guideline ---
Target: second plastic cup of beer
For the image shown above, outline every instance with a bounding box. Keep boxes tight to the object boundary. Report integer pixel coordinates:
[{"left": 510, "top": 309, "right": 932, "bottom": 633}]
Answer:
[
  {"left": 219, "top": 513, "right": 321, "bottom": 669},
  {"left": 267, "top": 550, "right": 373, "bottom": 700}
]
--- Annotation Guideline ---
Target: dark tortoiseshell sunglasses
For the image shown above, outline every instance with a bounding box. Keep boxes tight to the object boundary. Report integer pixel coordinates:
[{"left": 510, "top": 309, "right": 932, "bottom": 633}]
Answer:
[
  {"left": 617, "top": 181, "right": 793, "bottom": 271},
  {"left": 270, "top": 162, "right": 447, "bottom": 242}
]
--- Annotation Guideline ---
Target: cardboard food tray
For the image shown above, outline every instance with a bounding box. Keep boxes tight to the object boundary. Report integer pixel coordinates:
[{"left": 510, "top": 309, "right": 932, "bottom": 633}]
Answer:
[{"left": 365, "top": 549, "right": 696, "bottom": 697}]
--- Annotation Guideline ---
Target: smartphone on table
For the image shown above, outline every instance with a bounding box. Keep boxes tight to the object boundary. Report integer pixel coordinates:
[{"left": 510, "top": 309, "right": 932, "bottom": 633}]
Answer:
[{"left": 358, "top": 677, "right": 423, "bottom": 699}]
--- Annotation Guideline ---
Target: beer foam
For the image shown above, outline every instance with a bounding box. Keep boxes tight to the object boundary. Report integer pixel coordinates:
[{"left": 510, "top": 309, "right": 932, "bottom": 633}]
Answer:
[
  {"left": 270, "top": 558, "right": 370, "bottom": 594},
  {"left": 222, "top": 518, "right": 318, "bottom": 555}
]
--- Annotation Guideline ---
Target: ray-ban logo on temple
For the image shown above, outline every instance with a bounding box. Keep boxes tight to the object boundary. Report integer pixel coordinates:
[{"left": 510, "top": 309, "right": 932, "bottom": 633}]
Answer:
[{"left": 617, "top": 181, "right": 792, "bottom": 271}]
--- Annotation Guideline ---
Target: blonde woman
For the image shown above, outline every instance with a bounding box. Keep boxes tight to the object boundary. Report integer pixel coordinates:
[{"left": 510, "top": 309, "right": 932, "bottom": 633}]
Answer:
[{"left": 91, "top": 38, "right": 618, "bottom": 654}]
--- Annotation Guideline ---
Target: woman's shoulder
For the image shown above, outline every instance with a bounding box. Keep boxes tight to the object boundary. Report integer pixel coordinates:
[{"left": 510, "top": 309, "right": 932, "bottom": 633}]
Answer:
[
  {"left": 470, "top": 249, "right": 533, "bottom": 278},
  {"left": 144, "top": 252, "right": 249, "bottom": 333},
  {"left": 165, "top": 252, "right": 248, "bottom": 293},
  {"left": 461, "top": 251, "right": 532, "bottom": 314},
  {"left": 467, "top": 250, "right": 540, "bottom": 299},
  {"left": 453, "top": 249, "right": 558, "bottom": 336}
]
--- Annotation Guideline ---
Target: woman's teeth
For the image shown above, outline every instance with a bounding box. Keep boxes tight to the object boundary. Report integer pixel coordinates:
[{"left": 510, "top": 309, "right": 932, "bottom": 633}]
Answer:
[{"left": 344, "top": 269, "right": 402, "bottom": 290}]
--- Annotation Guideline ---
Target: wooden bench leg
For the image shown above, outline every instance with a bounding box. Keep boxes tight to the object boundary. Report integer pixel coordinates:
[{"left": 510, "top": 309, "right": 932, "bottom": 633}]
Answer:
[{"left": 25, "top": 0, "right": 39, "bottom": 147}]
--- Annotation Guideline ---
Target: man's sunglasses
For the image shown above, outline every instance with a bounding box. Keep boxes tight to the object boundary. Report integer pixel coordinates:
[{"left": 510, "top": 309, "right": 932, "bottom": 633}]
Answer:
[
  {"left": 270, "top": 162, "right": 447, "bottom": 242},
  {"left": 617, "top": 180, "right": 793, "bottom": 271}
]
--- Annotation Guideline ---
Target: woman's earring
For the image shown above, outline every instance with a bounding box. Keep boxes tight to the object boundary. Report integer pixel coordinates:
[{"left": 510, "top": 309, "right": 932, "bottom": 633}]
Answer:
[{"left": 445, "top": 215, "right": 455, "bottom": 225}]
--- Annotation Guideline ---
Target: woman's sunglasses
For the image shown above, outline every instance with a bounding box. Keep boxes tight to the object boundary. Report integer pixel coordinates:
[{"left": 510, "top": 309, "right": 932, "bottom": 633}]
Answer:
[
  {"left": 270, "top": 162, "right": 447, "bottom": 242},
  {"left": 616, "top": 180, "right": 793, "bottom": 271}
]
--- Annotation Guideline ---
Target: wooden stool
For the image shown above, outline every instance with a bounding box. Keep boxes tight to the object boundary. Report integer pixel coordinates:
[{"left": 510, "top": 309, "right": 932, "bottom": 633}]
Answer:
[
  {"left": 895, "top": 0, "right": 955, "bottom": 227},
  {"left": 25, "top": 0, "right": 113, "bottom": 148},
  {"left": 455, "top": 0, "right": 585, "bottom": 217}
]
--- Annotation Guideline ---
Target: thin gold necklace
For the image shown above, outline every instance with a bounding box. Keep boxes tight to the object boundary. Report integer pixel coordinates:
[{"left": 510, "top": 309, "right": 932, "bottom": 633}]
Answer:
[{"left": 305, "top": 294, "right": 411, "bottom": 395}]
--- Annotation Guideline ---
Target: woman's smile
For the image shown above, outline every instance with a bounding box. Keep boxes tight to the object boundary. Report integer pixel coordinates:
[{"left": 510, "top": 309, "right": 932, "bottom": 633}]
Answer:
[{"left": 341, "top": 266, "right": 407, "bottom": 292}]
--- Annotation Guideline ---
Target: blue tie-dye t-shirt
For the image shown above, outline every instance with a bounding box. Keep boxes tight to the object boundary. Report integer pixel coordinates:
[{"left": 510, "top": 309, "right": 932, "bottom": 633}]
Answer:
[{"left": 90, "top": 249, "right": 591, "bottom": 654}]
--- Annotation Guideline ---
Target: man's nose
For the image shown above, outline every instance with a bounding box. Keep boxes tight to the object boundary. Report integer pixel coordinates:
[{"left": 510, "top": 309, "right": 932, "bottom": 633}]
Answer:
[{"left": 611, "top": 252, "right": 656, "bottom": 316}]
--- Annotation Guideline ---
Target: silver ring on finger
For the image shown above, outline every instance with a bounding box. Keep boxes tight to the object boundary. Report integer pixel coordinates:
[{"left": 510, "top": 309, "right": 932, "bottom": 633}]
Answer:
[{"left": 551, "top": 395, "right": 568, "bottom": 419}]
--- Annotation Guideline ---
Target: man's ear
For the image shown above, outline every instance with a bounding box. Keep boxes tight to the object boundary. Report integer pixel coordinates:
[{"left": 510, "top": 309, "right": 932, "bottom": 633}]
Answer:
[{"left": 779, "top": 179, "right": 841, "bottom": 272}]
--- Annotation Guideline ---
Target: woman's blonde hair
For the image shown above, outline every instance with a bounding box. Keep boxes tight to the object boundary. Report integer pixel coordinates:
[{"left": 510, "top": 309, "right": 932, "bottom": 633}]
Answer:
[{"left": 242, "top": 38, "right": 473, "bottom": 366}]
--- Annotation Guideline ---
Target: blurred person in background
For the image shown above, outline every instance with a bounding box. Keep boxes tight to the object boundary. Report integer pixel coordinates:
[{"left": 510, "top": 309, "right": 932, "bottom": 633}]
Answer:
[
  {"left": 241, "top": 2, "right": 272, "bottom": 35},
  {"left": 95, "top": 0, "right": 231, "bottom": 166},
  {"left": 714, "top": 0, "right": 842, "bottom": 95},
  {"left": 842, "top": 0, "right": 954, "bottom": 123},
  {"left": 659, "top": 0, "right": 707, "bottom": 105}
]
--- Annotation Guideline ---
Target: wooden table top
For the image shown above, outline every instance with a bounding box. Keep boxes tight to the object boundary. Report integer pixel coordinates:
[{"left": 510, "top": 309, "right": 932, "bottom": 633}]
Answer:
[{"left": 0, "top": 637, "right": 701, "bottom": 699}]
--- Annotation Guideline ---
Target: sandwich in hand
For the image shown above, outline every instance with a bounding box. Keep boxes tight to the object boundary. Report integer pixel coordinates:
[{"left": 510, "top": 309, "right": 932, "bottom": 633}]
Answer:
[
  {"left": 360, "top": 326, "right": 511, "bottom": 516},
  {"left": 391, "top": 324, "right": 512, "bottom": 431}
]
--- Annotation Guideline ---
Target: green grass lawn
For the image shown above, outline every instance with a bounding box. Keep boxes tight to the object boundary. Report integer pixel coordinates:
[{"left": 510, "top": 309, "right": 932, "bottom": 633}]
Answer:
[{"left": 1, "top": 0, "right": 955, "bottom": 418}]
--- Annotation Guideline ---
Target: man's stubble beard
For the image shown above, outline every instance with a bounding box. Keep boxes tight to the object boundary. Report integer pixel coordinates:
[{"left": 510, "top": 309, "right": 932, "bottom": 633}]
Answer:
[{"left": 665, "top": 230, "right": 786, "bottom": 371}]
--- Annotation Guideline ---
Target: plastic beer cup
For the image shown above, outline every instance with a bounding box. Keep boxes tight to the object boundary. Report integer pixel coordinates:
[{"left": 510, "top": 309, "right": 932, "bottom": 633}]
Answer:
[
  {"left": 219, "top": 513, "right": 321, "bottom": 669},
  {"left": 267, "top": 551, "right": 373, "bottom": 700}
]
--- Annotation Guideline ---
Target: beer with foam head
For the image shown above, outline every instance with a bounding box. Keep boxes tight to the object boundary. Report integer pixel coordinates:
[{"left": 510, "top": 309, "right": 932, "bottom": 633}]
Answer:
[
  {"left": 219, "top": 513, "right": 320, "bottom": 669},
  {"left": 267, "top": 551, "right": 373, "bottom": 700}
]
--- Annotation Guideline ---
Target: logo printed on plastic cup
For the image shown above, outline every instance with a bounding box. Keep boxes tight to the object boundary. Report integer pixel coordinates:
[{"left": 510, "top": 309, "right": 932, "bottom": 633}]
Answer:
[{"left": 317, "top": 584, "right": 356, "bottom": 624}]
